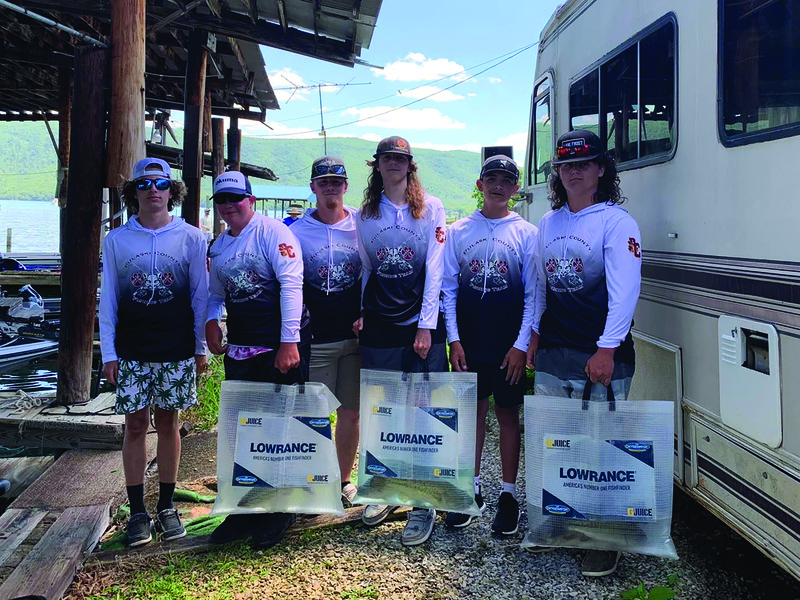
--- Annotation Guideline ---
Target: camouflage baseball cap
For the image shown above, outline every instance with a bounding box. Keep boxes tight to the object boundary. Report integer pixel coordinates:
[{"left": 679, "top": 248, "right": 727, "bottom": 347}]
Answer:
[{"left": 373, "top": 136, "right": 413, "bottom": 159}]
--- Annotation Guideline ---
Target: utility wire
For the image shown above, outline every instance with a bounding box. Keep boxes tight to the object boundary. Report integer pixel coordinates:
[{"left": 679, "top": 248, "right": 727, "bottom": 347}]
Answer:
[{"left": 269, "top": 41, "right": 539, "bottom": 127}]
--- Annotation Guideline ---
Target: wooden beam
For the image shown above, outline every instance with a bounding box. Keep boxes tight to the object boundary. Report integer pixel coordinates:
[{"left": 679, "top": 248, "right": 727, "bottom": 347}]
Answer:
[
  {"left": 227, "top": 115, "right": 240, "bottom": 171},
  {"left": 181, "top": 29, "right": 207, "bottom": 228},
  {"left": 0, "top": 48, "right": 74, "bottom": 68},
  {"left": 57, "top": 67, "right": 72, "bottom": 256},
  {"left": 145, "top": 97, "right": 268, "bottom": 120},
  {"left": 56, "top": 45, "right": 106, "bottom": 406},
  {"left": 0, "top": 508, "right": 48, "bottom": 566},
  {"left": 203, "top": 87, "right": 212, "bottom": 153},
  {"left": 211, "top": 117, "right": 224, "bottom": 236},
  {"left": 275, "top": 0, "right": 288, "bottom": 33},
  {"left": 226, "top": 36, "right": 250, "bottom": 81},
  {"left": 105, "top": 0, "right": 145, "bottom": 189}
]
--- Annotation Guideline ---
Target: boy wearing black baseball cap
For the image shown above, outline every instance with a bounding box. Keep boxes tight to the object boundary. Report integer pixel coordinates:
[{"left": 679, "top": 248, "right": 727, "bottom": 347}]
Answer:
[{"left": 442, "top": 155, "right": 538, "bottom": 535}]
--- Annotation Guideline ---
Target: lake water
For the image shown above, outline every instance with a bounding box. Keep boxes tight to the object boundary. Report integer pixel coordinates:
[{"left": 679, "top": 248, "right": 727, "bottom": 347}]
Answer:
[{"left": 0, "top": 200, "right": 61, "bottom": 253}]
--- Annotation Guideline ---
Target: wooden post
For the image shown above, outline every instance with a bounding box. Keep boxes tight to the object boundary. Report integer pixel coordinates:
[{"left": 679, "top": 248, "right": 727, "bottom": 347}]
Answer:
[
  {"left": 203, "top": 88, "right": 212, "bottom": 153},
  {"left": 227, "top": 115, "right": 241, "bottom": 171},
  {"left": 181, "top": 29, "right": 207, "bottom": 228},
  {"left": 6, "top": 229, "right": 11, "bottom": 252},
  {"left": 105, "top": 0, "right": 145, "bottom": 191},
  {"left": 211, "top": 117, "right": 225, "bottom": 235},
  {"left": 57, "top": 68, "right": 72, "bottom": 256},
  {"left": 57, "top": 46, "right": 107, "bottom": 406}
]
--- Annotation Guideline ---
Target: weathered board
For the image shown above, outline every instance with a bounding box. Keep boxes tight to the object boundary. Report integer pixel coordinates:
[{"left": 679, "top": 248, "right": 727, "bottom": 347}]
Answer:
[
  {"left": 0, "top": 504, "right": 108, "bottom": 600},
  {"left": 0, "top": 455, "right": 56, "bottom": 499},
  {"left": 0, "top": 392, "right": 124, "bottom": 450},
  {"left": 0, "top": 508, "right": 48, "bottom": 566}
]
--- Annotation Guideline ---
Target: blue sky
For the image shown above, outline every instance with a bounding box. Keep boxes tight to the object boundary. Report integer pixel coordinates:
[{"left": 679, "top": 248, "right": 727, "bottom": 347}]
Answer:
[{"left": 236, "top": 0, "right": 564, "bottom": 160}]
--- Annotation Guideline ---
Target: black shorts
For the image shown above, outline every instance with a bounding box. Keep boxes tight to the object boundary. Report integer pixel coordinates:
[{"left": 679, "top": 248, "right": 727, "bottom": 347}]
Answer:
[
  {"left": 470, "top": 360, "right": 525, "bottom": 408},
  {"left": 223, "top": 348, "right": 310, "bottom": 384},
  {"left": 360, "top": 313, "right": 448, "bottom": 372}
]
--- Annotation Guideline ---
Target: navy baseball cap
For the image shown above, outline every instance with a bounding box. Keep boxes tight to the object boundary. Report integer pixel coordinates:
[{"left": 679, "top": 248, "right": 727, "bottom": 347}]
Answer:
[
  {"left": 480, "top": 155, "right": 519, "bottom": 181},
  {"left": 374, "top": 136, "right": 413, "bottom": 159},
  {"left": 212, "top": 171, "right": 252, "bottom": 197}
]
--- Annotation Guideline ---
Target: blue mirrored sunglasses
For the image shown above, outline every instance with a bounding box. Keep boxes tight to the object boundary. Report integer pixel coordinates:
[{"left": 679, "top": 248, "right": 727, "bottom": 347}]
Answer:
[
  {"left": 312, "top": 164, "right": 346, "bottom": 176},
  {"left": 136, "top": 178, "right": 170, "bottom": 191}
]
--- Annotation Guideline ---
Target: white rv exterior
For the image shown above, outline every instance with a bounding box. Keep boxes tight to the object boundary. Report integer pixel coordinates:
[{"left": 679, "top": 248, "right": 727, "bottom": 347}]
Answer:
[{"left": 522, "top": 0, "right": 800, "bottom": 579}]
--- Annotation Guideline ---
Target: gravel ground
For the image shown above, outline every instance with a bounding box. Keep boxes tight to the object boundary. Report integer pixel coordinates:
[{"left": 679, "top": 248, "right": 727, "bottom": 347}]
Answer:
[{"left": 71, "top": 417, "right": 800, "bottom": 600}]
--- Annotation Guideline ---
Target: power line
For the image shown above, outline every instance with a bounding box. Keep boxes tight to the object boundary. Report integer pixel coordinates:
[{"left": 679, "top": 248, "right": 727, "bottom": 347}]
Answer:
[{"left": 268, "top": 41, "right": 539, "bottom": 127}]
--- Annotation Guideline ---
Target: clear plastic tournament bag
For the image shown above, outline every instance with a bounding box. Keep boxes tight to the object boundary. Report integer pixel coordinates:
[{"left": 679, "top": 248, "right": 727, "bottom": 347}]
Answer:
[
  {"left": 212, "top": 380, "right": 344, "bottom": 517},
  {"left": 353, "top": 368, "right": 480, "bottom": 515},
  {"left": 521, "top": 385, "right": 677, "bottom": 559}
]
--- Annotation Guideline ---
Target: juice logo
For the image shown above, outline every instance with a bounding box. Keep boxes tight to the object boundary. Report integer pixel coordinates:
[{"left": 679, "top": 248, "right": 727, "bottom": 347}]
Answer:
[
  {"left": 545, "top": 438, "right": 570, "bottom": 449},
  {"left": 240, "top": 417, "right": 262, "bottom": 426}
]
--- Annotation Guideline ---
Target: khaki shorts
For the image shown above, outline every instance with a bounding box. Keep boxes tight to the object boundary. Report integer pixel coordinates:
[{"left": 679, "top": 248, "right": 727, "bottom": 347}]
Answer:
[{"left": 309, "top": 338, "right": 361, "bottom": 410}]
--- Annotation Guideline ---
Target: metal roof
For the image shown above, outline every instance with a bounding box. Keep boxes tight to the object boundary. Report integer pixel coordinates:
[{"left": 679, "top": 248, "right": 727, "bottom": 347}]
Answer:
[{"left": 250, "top": 184, "right": 314, "bottom": 200}]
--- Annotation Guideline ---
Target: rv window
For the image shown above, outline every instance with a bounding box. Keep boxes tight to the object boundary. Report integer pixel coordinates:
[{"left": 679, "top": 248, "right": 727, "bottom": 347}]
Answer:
[
  {"left": 602, "top": 45, "right": 638, "bottom": 163},
  {"left": 640, "top": 22, "right": 676, "bottom": 157},
  {"left": 720, "top": 0, "right": 800, "bottom": 144},
  {"left": 569, "top": 18, "right": 676, "bottom": 165},
  {"left": 570, "top": 70, "right": 599, "bottom": 137},
  {"left": 532, "top": 81, "right": 553, "bottom": 185}
]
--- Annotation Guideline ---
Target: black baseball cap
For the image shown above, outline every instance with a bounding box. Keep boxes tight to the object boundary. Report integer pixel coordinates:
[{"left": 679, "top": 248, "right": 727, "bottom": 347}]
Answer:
[
  {"left": 311, "top": 156, "right": 347, "bottom": 180},
  {"left": 373, "top": 136, "right": 413, "bottom": 159},
  {"left": 552, "top": 129, "right": 603, "bottom": 165},
  {"left": 480, "top": 154, "right": 519, "bottom": 181}
]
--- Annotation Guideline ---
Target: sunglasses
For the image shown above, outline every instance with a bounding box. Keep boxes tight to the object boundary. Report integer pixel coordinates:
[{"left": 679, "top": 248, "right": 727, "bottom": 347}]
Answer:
[
  {"left": 556, "top": 144, "right": 595, "bottom": 160},
  {"left": 312, "top": 164, "right": 346, "bottom": 177},
  {"left": 212, "top": 193, "right": 248, "bottom": 205},
  {"left": 136, "top": 178, "right": 170, "bottom": 191}
]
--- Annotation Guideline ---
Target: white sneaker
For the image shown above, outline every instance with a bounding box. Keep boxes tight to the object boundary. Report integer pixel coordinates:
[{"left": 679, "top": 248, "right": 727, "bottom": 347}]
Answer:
[
  {"left": 341, "top": 483, "right": 358, "bottom": 507},
  {"left": 362, "top": 504, "right": 399, "bottom": 526}
]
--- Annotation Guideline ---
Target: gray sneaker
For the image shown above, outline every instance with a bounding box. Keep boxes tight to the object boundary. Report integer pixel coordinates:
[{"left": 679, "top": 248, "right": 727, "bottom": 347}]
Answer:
[
  {"left": 401, "top": 508, "right": 436, "bottom": 546},
  {"left": 362, "top": 504, "right": 399, "bottom": 526},
  {"left": 126, "top": 512, "right": 153, "bottom": 547},
  {"left": 341, "top": 483, "right": 358, "bottom": 508},
  {"left": 581, "top": 550, "right": 621, "bottom": 577},
  {"left": 155, "top": 508, "right": 186, "bottom": 542}
]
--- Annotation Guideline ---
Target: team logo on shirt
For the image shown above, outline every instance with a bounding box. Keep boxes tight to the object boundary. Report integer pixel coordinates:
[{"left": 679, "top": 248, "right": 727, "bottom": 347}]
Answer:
[
  {"left": 376, "top": 246, "right": 414, "bottom": 279},
  {"left": 130, "top": 272, "right": 147, "bottom": 287},
  {"left": 628, "top": 237, "right": 641, "bottom": 258},
  {"left": 159, "top": 272, "right": 174, "bottom": 286},
  {"left": 316, "top": 262, "right": 355, "bottom": 291},
  {"left": 468, "top": 258, "right": 509, "bottom": 293},
  {"left": 130, "top": 271, "right": 175, "bottom": 304},
  {"left": 435, "top": 226, "right": 446, "bottom": 243},
  {"left": 278, "top": 243, "right": 296, "bottom": 258},
  {"left": 546, "top": 257, "right": 584, "bottom": 292}
]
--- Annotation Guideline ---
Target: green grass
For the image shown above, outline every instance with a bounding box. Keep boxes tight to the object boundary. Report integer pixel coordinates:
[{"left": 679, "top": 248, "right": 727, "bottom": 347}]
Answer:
[{"left": 182, "top": 356, "right": 225, "bottom": 431}]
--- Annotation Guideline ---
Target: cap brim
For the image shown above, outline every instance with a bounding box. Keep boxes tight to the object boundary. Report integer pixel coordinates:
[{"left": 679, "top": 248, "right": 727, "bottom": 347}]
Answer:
[
  {"left": 311, "top": 173, "right": 347, "bottom": 180},
  {"left": 482, "top": 168, "right": 519, "bottom": 179},
  {"left": 552, "top": 153, "right": 601, "bottom": 165},
  {"left": 212, "top": 187, "right": 249, "bottom": 197},
  {"left": 373, "top": 151, "right": 413, "bottom": 160}
]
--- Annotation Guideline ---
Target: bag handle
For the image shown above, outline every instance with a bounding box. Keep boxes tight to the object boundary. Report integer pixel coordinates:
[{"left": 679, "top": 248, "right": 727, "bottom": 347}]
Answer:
[
  {"left": 401, "top": 349, "right": 431, "bottom": 381},
  {"left": 581, "top": 380, "right": 616, "bottom": 412}
]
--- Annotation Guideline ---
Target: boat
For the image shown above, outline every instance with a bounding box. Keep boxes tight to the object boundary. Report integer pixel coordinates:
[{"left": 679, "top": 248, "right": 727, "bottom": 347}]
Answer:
[{"left": 0, "top": 336, "right": 58, "bottom": 371}]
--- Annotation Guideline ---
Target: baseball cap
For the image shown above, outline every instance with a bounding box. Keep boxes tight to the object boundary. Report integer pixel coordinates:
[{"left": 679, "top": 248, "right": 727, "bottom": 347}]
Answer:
[
  {"left": 311, "top": 156, "right": 347, "bottom": 180},
  {"left": 552, "top": 129, "right": 603, "bottom": 164},
  {"left": 132, "top": 158, "right": 171, "bottom": 181},
  {"left": 373, "top": 136, "right": 413, "bottom": 159},
  {"left": 287, "top": 205, "right": 304, "bottom": 215},
  {"left": 212, "top": 171, "right": 252, "bottom": 197},
  {"left": 480, "top": 155, "right": 519, "bottom": 181}
]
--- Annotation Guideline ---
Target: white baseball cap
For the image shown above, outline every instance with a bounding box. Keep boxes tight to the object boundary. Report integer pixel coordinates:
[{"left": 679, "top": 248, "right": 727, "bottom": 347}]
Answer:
[
  {"left": 213, "top": 171, "right": 252, "bottom": 197},
  {"left": 132, "top": 158, "right": 171, "bottom": 180}
]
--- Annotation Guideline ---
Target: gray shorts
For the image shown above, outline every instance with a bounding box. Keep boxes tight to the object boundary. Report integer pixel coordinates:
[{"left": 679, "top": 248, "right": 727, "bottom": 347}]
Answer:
[
  {"left": 309, "top": 338, "right": 361, "bottom": 410},
  {"left": 115, "top": 357, "right": 198, "bottom": 415},
  {"left": 534, "top": 346, "right": 634, "bottom": 402}
]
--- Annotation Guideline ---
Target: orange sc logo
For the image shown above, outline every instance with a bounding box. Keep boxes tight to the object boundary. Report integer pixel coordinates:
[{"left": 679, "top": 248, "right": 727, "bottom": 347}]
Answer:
[
  {"left": 278, "top": 243, "right": 296, "bottom": 258},
  {"left": 396, "top": 139, "right": 407, "bottom": 149},
  {"left": 627, "top": 238, "right": 641, "bottom": 258}
]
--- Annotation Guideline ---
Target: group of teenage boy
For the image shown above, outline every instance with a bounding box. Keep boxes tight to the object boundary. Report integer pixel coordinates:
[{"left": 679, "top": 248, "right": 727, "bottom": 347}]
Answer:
[{"left": 99, "top": 128, "right": 641, "bottom": 578}]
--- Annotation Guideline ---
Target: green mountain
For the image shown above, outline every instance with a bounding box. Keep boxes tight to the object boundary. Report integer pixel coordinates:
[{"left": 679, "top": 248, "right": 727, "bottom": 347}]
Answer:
[{"left": 0, "top": 122, "right": 482, "bottom": 216}]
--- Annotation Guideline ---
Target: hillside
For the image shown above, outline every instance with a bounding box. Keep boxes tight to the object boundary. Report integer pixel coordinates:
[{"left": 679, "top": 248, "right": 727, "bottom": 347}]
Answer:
[{"left": 0, "top": 122, "right": 483, "bottom": 214}]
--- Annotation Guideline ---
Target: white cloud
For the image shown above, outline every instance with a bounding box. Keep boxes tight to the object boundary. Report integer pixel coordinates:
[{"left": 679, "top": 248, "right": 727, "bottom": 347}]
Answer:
[
  {"left": 467, "top": 93, "right": 477, "bottom": 98},
  {"left": 269, "top": 68, "right": 310, "bottom": 103},
  {"left": 488, "top": 77, "right": 503, "bottom": 84},
  {"left": 341, "top": 106, "right": 466, "bottom": 130},
  {"left": 397, "top": 86, "right": 464, "bottom": 102},
  {"left": 372, "top": 53, "right": 466, "bottom": 82},
  {"left": 413, "top": 141, "right": 481, "bottom": 153}
]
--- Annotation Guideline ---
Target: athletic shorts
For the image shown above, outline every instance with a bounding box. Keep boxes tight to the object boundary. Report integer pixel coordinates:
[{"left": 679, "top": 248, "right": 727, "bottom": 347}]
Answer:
[
  {"left": 223, "top": 348, "right": 310, "bottom": 384},
  {"left": 309, "top": 338, "right": 361, "bottom": 410},
  {"left": 534, "top": 346, "right": 635, "bottom": 401},
  {"left": 115, "top": 357, "right": 197, "bottom": 415},
  {"left": 470, "top": 360, "right": 525, "bottom": 408},
  {"left": 359, "top": 313, "right": 447, "bottom": 373}
]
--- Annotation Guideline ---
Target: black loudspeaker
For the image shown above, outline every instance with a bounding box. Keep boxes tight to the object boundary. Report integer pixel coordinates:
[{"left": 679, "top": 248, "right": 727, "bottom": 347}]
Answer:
[{"left": 481, "top": 146, "right": 513, "bottom": 163}]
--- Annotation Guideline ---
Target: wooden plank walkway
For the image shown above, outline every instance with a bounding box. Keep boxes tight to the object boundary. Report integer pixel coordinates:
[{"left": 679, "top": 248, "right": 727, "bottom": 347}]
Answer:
[
  {"left": 0, "top": 455, "right": 56, "bottom": 500},
  {"left": 0, "top": 391, "right": 124, "bottom": 450}
]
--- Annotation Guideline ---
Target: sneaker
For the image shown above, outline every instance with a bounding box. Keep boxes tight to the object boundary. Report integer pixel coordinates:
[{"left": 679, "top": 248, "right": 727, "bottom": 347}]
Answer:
[
  {"left": 126, "top": 512, "right": 153, "bottom": 547},
  {"left": 362, "top": 504, "right": 399, "bottom": 526},
  {"left": 401, "top": 508, "right": 436, "bottom": 546},
  {"left": 341, "top": 483, "right": 358, "bottom": 508},
  {"left": 0, "top": 479, "right": 10, "bottom": 497},
  {"left": 581, "top": 550, "right": 621, "bottom": 577},
  {"left": 154, "top": 508, "right": 186, "bottom": 542},
  {"left": 491, "top": 492, "right": 521, "bottom": 535},
  {"left": 210, "top": 513, "right": 255, "bottom": 545},
  {"left": 444, "top": 491, "right": 487, "bottom": 529},
  {"left": 251, "top": 513, "right": 296, "bottom": 550}
]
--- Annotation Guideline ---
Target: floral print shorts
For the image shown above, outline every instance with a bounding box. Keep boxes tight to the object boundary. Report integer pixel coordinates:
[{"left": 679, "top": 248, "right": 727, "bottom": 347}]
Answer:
[{"left": 115, "top": 358, "right": 198, "bottom": 415}]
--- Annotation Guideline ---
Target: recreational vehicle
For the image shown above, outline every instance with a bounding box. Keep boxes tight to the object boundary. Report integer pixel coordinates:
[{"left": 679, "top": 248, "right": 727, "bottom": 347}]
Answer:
[{"left": 520, "top": 0, "right": 800, "bottom": 579}]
